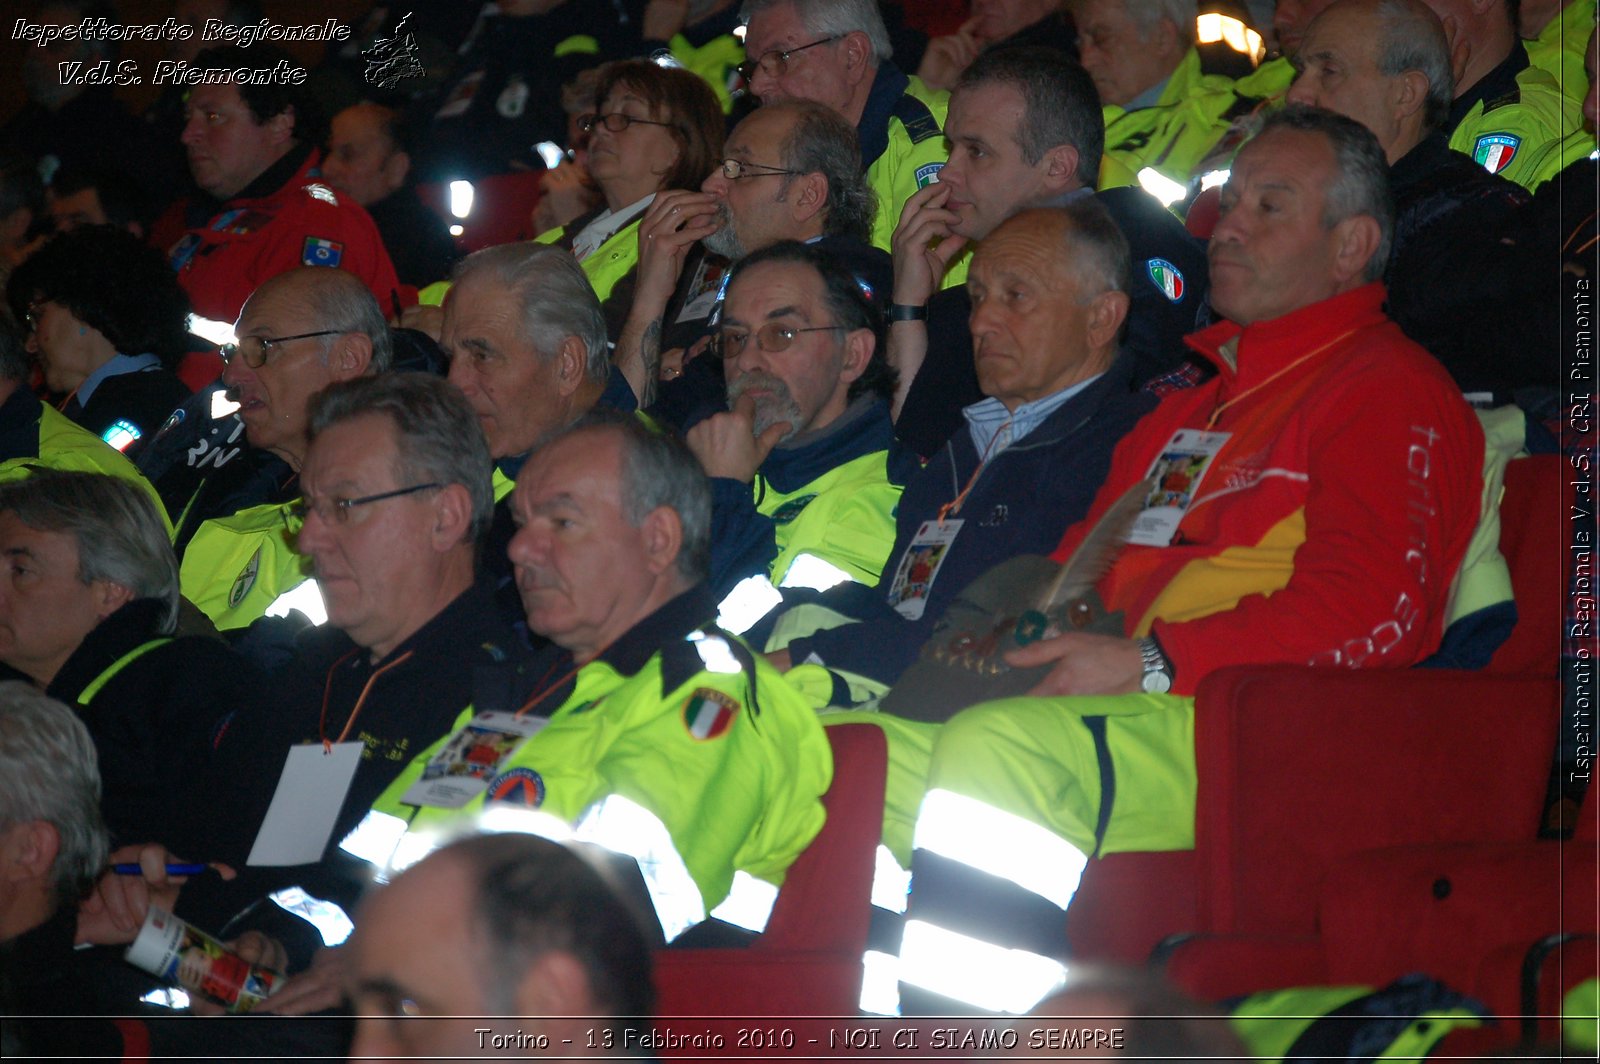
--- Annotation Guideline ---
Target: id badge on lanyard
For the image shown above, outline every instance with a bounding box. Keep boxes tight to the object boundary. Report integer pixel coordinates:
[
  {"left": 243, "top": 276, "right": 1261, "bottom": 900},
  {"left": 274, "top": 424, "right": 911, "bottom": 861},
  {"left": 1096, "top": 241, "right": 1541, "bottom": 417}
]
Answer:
[
  {"left": 400, "top": 711, "right": 549, "bottom": 809},
  {"left": 1127, "top": 429, "right": 1232, "bottom": 546}
]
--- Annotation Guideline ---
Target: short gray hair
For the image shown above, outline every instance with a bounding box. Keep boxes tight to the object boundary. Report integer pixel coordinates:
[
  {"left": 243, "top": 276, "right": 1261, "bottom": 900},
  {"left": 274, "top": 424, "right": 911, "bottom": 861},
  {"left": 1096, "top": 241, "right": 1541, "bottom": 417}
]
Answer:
[
  {"left": 1125, "top": 0, "right": 1198, "bottom": 47},
  {"left": 770, "top": 99, "right": 876, "bottom": 242},
  {"left": 452, "top": 244, "right": 609, "bottom": 386},
  {"left": 0, "top": 681, "right": 108, "bottom": 904},
  {"left": 741, "top": 0, "right": 893, "bottom": 63},
  {"left": 1369, "top": 0, "right": 1454, "bottom": 132},
  {"left": 303, "top": 268, "right": 394, "bottom": 373},
  {"left": 1057, "top": 197, "right": 1132, "bottom": 297},
  {"left": 542, "top": 410, "right": 711, "bottom": 583},
  {"left": 307, "top": 372, "right": 494, "bottom": 547},
  {"left": 959, "top": 47, "right": 1104, "bottom": 185},
  {"left": 0, "top": 471, "right": 179, "bottom": 631},
  {"left": 1258, "top": 105, "right": 1393, "bottom": 281}
]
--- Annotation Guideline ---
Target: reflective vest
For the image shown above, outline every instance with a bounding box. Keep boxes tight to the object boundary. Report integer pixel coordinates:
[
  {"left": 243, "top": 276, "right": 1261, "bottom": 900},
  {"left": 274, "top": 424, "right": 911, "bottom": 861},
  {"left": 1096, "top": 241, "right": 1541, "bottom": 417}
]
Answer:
[
  {"left": 668, "top": 32, "right": 745, "bottom": 113},
  {"left": 1229, "top": 977, "right": 1487, "bottom": 1061},
  {"left": 865, "top": 76, "right": 951, "bottom": 256},
  {"left": 535, "top": 216, "right": 641, "bottom": 306},
  {"left": 1449, "top": 59, "right": 1583, "bottom": 190},
  {"left": 0, "top": 403, "right": 170, "bottom": 532},
  {"left": 1102, "top": 49, "right": 1250, "bottom": 187},
  {"left": 364, "top": 629, "right": 831, "bottom": 929},
  {"left": 179, "top": 500, "right": 309, "bottom": 631},
  {"left": 1525, "top": 0, "right": 1596, "bottom": 103},
  {"left": 756, "top": 448, "right": 902, "bottom": 590}
]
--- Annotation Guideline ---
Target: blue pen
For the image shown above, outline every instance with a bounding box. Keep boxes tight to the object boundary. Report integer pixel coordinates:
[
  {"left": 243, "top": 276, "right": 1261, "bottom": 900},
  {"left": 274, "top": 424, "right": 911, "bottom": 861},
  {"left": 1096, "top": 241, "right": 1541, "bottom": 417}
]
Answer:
[{"left": 111, "top": 862, "right": 209, "bottom": 876}]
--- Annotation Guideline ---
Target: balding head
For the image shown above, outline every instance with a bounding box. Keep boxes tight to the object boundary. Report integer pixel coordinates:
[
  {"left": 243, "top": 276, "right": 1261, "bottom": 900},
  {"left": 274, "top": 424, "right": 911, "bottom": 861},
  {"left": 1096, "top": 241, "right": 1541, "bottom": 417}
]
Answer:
[{"left": 1285, "top": 0, "right": 1453, "bottom": 161}]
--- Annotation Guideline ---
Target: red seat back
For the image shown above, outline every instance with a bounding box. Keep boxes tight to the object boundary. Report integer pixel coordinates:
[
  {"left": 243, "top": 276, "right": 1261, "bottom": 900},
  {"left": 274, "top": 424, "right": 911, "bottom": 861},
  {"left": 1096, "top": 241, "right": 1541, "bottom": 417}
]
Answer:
[{"left": 1192, "top": 667, "right": 1559, "bottom": 936}]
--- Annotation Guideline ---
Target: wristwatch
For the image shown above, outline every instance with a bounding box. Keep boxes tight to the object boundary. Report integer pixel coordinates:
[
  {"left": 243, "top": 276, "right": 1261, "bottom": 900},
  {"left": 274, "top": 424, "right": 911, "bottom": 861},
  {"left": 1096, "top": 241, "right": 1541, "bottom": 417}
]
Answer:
[{"left": 1136, "top": 636, "right": 1173, "bottom": 694}]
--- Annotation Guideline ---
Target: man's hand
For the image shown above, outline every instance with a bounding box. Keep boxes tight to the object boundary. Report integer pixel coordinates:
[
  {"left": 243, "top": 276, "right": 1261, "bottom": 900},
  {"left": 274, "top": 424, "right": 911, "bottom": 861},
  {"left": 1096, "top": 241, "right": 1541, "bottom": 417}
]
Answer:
[
  {"left": 1006, "top": 632, "right": 1146, "bottom": 698},
  {"left": 76, "top": 844, "right": 236, "bottom": 946},
  {"left": 686, "top": 393, "right": 790, "bottom": 482},
  {"left": 916, "top": 18, "right": 984, "bottom": 91},
  {"left": 257, "top": 943, "right": 349, "bottom": 1016},
  {"left": 635, "top": 190, "right": 721, "bottom": 308},
  {"left": 533, "top": 160, "right": 598, "bottom": 234},
  {"left": 890, "top": 184, "right": 969, "bottom": 307}
]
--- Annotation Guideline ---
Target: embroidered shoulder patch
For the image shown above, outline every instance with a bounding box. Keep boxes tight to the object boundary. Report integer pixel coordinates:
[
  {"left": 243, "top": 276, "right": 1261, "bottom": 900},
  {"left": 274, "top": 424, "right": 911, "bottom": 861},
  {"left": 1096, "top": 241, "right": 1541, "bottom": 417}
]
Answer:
[
  {"left": 1146, "top": 258, "right": 1186, "bottom": 302},
  {"left": 682, "top": 687, "right": 739, "bottom": 741},
  {"left": 485, "top": 767, "right": 546, "bottom": 807},
  {"left": 302, "top": 236, "right": 344, "bottom": 268},
  {"left": 915, "top": 162, "right": 944, "bottom": 188},
  {"left": 1472, "top": 134, "right": 1520, "bottom": 175}
]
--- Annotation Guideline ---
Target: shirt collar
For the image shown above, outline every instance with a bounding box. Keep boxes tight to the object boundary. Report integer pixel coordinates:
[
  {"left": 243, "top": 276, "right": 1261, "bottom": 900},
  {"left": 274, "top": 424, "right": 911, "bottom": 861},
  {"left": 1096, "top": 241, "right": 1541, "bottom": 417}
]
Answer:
[
  {"left": 963, "top": 373, "right": 1104, "bottom": 457},
  {"left": 76, "top": 352, "right": 162, "bottom": 407},
  {"left": 572, "top": 193, "right": 655, "bottom": 260}
]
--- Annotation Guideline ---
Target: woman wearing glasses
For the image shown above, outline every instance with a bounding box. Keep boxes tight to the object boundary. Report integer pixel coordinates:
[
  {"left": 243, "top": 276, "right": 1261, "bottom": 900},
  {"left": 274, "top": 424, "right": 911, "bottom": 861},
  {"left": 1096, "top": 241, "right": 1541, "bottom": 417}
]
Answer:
[
  {"left": 6, "top": 225, "right": 191, "bottom": 460},
  {"left": 536, "top": 60, "right": 724, "bottom": 339}
]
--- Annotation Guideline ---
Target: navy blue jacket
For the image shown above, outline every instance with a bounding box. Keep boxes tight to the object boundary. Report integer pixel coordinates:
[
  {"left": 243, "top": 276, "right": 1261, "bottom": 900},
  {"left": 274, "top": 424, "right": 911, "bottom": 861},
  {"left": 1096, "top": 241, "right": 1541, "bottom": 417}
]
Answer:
[{"left": 783, "top": 352, "right": 1155, "bottom": 689}]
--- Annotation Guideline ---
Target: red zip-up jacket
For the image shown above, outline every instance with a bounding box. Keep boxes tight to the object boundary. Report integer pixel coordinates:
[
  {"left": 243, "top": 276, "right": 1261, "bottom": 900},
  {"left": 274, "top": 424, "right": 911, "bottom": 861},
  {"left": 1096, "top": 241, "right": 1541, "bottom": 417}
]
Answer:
[{"left": 1052, "top": 284, "right": 1484, "bottom": 693}]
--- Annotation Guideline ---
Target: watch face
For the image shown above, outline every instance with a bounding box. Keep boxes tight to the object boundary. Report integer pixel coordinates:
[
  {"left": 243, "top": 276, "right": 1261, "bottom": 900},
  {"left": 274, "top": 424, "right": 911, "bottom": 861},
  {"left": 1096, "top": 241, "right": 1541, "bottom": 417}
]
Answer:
[{"left": 1142, "top": 670, "right": 1172, "bottom": 694}]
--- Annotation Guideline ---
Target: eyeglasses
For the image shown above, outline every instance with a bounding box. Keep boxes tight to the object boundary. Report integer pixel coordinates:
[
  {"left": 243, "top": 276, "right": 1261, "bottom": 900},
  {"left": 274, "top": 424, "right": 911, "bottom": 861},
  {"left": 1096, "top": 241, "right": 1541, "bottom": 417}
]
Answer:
[
  {"left": 220, "top": 330, "right": 341, "bottom": 369},
  {"left": 283, "top": 482, "right": 443, "bottom": 529},
  {"left": 577, "top": 112, "right": 678, "bottom": 134},
  {"left": 718, "top": 158, "right": 804, "bottom": 180},
  {"left": 711, "top": 321, "right": 846, "bottom": 360},
  {"left": 736, "top": 35, "right": 843, "bottom": 83}
]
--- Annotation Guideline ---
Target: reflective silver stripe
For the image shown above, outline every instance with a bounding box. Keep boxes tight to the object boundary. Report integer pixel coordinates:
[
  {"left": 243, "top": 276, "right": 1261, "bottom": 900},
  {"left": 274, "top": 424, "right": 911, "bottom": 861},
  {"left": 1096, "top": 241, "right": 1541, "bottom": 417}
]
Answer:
[
  {"left": 574, "top": 795, "right": 706, "bottom": 942},
  {"left": 778, "top": 552, "right": 855, "bottom": 592},
  {"left": 708, "top": 870, "right": 777, "bottom": 933},
  {"left": 717, "top": 574, "right": 784, "bottom": 634},
  {"left": 899, "top": 919, "right": 1069, "bottom": 1014},
  {"left": 914, "top": 789, "right": 1087, "bottom": 910},
  {"left": 268, "top": 886, "right": 355, "bottom": 946}
]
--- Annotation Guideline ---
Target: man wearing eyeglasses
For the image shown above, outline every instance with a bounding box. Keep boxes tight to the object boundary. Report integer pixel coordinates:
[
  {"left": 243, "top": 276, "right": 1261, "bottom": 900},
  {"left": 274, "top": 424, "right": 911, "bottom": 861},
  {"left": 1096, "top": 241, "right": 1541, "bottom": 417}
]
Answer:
[
  {"left": 169, "top": 268, "right": 392, "bottom": 632},
  {"left": 685, "top": 240, "right": 911, "bottom": 630},
  {"left": 612, "top": 98, "right": 888, "bottom": 409},
  {"left": 739, "top": 0, "right": 952, "bottom": 255}
]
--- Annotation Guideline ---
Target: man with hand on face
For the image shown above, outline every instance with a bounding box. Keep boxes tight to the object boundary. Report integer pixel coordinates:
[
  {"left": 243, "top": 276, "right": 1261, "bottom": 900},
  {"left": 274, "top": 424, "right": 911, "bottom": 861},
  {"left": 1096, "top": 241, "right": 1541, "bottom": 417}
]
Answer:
[
  {"left": 611, "top": 98, "right": 886, "bottom": 411},
  {"left": 685, "top": 241, "right": 912, "bottom": 625},
  {"left": 739, "top": 0, "right": 952, "bottom": 255},
  {"left": 361, "top": 412, "right": 831, "bottom": 945},
  {"left": 890, "top": 46, "right": 1207, "bottom": 457}
]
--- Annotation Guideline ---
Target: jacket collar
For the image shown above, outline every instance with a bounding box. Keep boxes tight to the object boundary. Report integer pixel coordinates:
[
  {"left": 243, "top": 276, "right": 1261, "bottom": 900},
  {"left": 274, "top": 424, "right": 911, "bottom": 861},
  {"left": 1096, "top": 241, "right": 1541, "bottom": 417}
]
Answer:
[
  {"left": 759, "top": 395, "right": 895, "bottom": 492},
  {"left": 47, "top": 599, "right": 171, "bottom": 702},
  {"left": 857, "top": 61, "right": 912, "bottom": 171},
  {"left": 1448, "top": 40, "right": 1530, "bottom": 130},
  {"left": 1183, "top": 283, "right": 1390, "bottom": 386}
]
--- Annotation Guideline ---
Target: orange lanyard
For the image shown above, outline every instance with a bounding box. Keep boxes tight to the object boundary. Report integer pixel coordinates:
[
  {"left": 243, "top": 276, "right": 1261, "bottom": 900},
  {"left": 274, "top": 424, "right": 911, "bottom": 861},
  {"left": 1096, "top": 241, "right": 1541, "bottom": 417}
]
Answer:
[
  {"left": 54, "top": 387, "right": 79, "bottom": 412},
  {"left": 936, "top": 416, "right": 1013, "bottom": 526},
  {"left": 319, "top": 648, "right": 416, "bottom": 751},
  {"left": 1205, "top": 328, "right": 1359, "bottom": 430}
]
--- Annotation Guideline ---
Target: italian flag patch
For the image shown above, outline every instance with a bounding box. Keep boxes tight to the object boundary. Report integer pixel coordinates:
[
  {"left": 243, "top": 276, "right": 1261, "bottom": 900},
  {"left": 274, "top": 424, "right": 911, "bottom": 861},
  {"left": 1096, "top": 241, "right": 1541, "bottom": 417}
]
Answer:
[{"left": 683, "top": 688, "right": 739, "bottom": 741}]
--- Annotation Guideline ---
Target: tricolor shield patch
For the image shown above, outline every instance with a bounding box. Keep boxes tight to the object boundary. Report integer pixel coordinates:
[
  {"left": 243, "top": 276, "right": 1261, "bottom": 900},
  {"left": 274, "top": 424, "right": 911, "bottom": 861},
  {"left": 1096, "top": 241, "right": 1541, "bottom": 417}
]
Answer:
[
  {"left": 1147, "top": 258, "right": 1186, "bottom": 302},
  {"left": 302, "top": 236, "right": 344, "bottom": 268},
  {"left": 914, "top": 162, "right": 944, "bottom": 188},
  {"left": 486, "top": 767, "right": 546, "bottom": 807},
  {"left": 1472, "top": 134, "right": 1520, "bottom": 175},
  {"left": 682, "top": 688, "right": 739, "bottom": 741}
]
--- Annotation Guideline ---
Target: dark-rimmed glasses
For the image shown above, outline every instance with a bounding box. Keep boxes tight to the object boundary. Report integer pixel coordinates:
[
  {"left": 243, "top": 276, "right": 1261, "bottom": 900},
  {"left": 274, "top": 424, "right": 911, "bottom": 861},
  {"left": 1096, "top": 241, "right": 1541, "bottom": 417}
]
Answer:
[
  {"left": 736, "top": 36, "right": 843, "bottom": 83},
  {"left": 578, "top": 112, "right": 678, "bottom": 134},
  {"left": 711, "top": 322, "right": 846, "bottom": 360},
  {"left": 718, "top": 158, "right": 804, "bottom": 180},
  {"left": 220, "top": 330, "right": 342, "bottom": 369},
  {"left": 283, "top": 483, "right": 443, "bottom": 529}
]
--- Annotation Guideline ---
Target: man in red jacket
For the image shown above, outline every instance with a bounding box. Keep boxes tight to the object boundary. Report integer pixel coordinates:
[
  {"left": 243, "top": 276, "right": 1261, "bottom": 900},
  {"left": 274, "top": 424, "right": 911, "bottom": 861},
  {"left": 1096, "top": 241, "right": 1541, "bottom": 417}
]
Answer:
[
  {"left": 149, "top": 46, "right": 400, "bottom": 326},
  {"left": 886, "top": 106, "right": 1486, "bottom": 1014}
]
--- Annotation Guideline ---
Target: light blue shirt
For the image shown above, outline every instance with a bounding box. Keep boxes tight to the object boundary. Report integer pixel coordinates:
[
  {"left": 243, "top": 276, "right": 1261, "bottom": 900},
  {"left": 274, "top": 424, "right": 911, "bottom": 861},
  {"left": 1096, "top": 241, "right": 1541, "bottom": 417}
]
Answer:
[{"left": 962, "top": 373, "right": 1103, "bottom": 459}]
